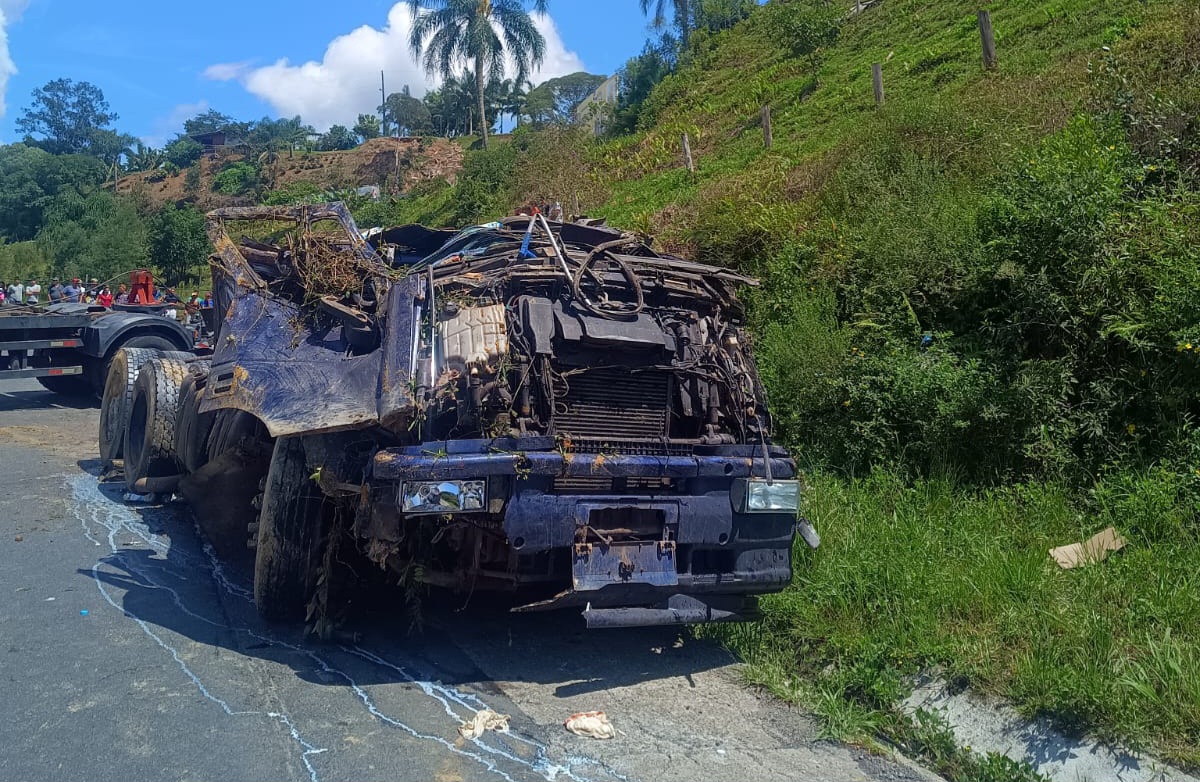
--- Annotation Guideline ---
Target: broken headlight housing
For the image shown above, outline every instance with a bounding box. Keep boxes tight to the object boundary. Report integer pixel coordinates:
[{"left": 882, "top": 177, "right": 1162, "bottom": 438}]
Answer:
[
  {"left": 401, "top": 479, "right": 486, "bottom": 514},
  {"left": 736, "top": 479, "right": 801, "bottom": 514}
]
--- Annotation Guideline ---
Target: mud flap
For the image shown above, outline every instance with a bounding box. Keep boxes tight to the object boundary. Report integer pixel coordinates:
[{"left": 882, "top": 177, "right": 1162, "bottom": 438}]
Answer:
[{"left": 572, "top": 541, "right": 678, "bottom": 591}]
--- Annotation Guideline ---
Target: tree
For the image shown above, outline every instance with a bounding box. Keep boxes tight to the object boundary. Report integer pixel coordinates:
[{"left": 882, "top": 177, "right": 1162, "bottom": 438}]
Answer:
[
  {"left": 183, "top": 109, "right": 239, "bottom": 137},
  {"left": 90, "top": 129, "right": 138, "bottom": 171},
  {"left": 148, "top": 205, "right": 209, "bottom": 285},
  {"left": 690, "top": 0, "right": 756, "bottom": 34},
  {"left": 778, "top": 3, "right": 841, "bottom": 72},
  {"left": 0, "top": 144, "right": 106, "bottom": 242},
  {"left": 406, "top": 0, "right": 549, "bottom": 149},
  {"left": 317, "top": 125, "right": 359, "bottom": 151},
  {"left": 35, "top": 191, "right": 149, "bottom": 281},
  {"left": 126, "top": 142, "right": 164, "bottom": 173},
  {"left": 640, "top": 0, "right": 691, "bottom": 47},
  {"left": 246, "top": 116, "right": 315, "bottom": 158},
  {"left": 498, "top": 79, "right": 528, "bottom": 130},
  {"left": 611, "top": 35, "right": 678, "bottom": 134},
  {"left": 423, "top": 72, "right": 476, "bottom": 136},
  {"left": 524, "top": 72, "right": 606, "bottom": 125},
  {"left": 384, "top": 87, "right": 434, "bottom": 136},
  {"left": 16, "top": 79, "right": 120, "bottom": 156},
  {"left": 164, "top": 136, "right": 204, "bottom": 169},
  {"left": 353, "top": 113, "right": 381, "bottom": 141}
]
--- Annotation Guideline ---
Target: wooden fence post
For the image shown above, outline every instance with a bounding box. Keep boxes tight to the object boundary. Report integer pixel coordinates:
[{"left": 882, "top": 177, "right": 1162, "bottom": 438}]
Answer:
[
  {"left": 871, "top": 63, "right": 884, "bottom": 106},
  {"left": 761, "top": 105, "right": 773, "bottom": 150},
  {"left": 682, "top": 132, "right": 696, "bottom": 174},
  {"left": 978, "top": 10, "right": 997, "bottom": 70}
]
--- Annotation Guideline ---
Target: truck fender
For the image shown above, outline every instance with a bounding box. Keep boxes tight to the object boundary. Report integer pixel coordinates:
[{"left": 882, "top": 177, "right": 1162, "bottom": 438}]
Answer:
[{"left": 81, "top": 311, "right": 194, "bottom": 358}]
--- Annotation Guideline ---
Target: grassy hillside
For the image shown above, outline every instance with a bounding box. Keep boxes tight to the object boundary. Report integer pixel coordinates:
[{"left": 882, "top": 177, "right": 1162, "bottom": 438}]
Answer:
[
  {"left": 593, "top": 0, "right": 1183, "bottom": 250},
  {"left": 571, "top": 0, "right": 1200, "bottom": 771},
  {"left": 269, "top": 5, "right": 1200, "bottom": 766}
]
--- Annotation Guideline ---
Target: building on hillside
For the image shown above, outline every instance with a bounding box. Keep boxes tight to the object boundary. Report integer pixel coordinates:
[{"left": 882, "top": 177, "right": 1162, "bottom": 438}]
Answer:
[
  {"left": 574, "top": 75, "right": 619, "bottom": 136},
  {"left": 189, "top": 131, "right": 228, "bottom": 153}
]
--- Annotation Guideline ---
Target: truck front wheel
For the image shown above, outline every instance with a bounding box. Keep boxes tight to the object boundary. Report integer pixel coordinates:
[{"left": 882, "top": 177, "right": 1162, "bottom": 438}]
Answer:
[{"left": 254, "top": 436, "right": 329, "bottom": 621}]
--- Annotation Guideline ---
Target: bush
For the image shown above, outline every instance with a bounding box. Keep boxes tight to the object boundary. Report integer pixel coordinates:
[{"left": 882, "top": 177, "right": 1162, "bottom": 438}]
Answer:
[
  {"left": 450, "top": 143, "right": 518, "bottom": 223},
  {"left": 769, "top": 0, "right": 841, "bottom": 70},
  {"left": 164, "top": 137, "right": 203, "bottom": 169},
  {"left": 262, "top": 180, "right": 324, "bottom": 206},
  {"left": 211, "top": 161, "right": 259, "bottom": 196},
  {"left": 316, "top": 125, "right": 358, "bottom": 152}
]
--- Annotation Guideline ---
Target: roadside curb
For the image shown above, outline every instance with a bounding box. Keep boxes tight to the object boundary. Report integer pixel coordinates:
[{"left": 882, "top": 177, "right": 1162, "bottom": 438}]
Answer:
[{"left": 903, "top": 675, "right": 1199, "bottom": 782}]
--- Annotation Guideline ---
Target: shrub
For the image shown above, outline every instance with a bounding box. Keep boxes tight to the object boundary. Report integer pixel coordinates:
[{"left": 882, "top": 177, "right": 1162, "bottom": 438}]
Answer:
[
  {"left": 211, "top": 161, "right": 259, "bottom": 196},
  {"left": 164, "top": 137, "right": 203, "bottom": 169}
]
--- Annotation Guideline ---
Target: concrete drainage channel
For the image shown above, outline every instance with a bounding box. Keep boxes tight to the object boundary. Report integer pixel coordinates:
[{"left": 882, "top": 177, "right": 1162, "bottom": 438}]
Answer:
[{"left": 902, "top": 675, "right": 1198, "bottom": 782}]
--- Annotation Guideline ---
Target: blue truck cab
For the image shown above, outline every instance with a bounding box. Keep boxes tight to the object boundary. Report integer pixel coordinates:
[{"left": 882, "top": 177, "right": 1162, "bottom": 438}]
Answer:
[{"left": 201, "top": 205, "right": 805, "bottom": 627}]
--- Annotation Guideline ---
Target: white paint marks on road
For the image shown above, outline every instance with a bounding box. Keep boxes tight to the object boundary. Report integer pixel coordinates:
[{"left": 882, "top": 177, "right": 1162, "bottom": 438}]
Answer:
[
  {"left": 71, "top": 474, "right": 328, "bottom": 782},
  {"left": 68, "top": 473, "right": 623, "bottom": 782}
]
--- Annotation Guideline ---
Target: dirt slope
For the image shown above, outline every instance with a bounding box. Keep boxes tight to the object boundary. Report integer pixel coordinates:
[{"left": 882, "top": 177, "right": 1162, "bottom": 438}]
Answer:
[{"left": 117, "top": 136, "right": 465, "bottom": 209}]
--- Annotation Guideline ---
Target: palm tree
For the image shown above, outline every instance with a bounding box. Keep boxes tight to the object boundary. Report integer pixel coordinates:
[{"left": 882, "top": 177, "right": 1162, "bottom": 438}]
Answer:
[
  {"left": 406, "top": 0, "right": 549, "bottom": 149},
  {"left": 126, "top": 142, "right": 164, "bottom": 173},
  {"left": 495, "top": 78, "right": 528, "bottom": 132},
  {"left": 640, "top": 0, "right": 691, "bottom": 46}
]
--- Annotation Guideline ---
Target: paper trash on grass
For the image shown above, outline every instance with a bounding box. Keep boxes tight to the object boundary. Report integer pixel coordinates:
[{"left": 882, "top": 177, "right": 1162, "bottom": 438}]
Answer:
[
  {"left": 458, "top": 708, "right": 510, "bottom": 739},
  {"left": 1049, "top": 526, "right": 1127, "bottom": 569},
  {"left": 564, "top": 711, "right": 616, "bottom": 740}
]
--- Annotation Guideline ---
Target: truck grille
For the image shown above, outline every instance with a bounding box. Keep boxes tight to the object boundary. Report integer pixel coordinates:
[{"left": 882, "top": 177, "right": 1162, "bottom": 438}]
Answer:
[
  {"left": 553, "top": 476, "right": 676, "bottom": 495},
  {"left": 554, "top": 368, "right": 669, "bottom": 442}
]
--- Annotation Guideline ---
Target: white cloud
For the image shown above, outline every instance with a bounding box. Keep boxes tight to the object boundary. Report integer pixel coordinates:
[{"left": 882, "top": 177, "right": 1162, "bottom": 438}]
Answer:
[
  {"left": 204, "top": 4, "right": 585, "bottom": 132},
  {"left": 202, "top": 61, "right": 253, "bottom": 82},
  {"left": 142, "top": 99, "right": 209, "bottom": 147},
  {"left": 0, "top": 0, "right": 31, "bottom": 121},
  {"left": 526, "top": 13, "right": 586, "bottom": 84}
]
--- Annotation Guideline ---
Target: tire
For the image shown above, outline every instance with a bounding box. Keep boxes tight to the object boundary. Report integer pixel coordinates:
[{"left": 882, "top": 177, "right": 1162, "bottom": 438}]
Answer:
[
  {"left": 123, "top": 356, "right": 190, "bottom": 489},
  {"left": 99, "top": 347, "right": 166, "bottom": 467},
  {"left": 254, "top": 436, "right": 328, "bottom": 621},
  {"left": 174, "top": 361, "right": 214, "bottom": 475},
  {"left": 207, "top": 409, "right": 268, "bottom": 463}
]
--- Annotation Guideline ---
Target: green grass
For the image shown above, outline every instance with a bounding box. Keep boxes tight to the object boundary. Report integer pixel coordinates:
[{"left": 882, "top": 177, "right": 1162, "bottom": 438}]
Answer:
[
  {"left": 589, "top": 0, "right": 1184, "bottom": 256},
  {"left": 711, "top": 470, "right": 1200, "bottom": 767},
  {"left": 335, "top": 5, "right": 1200, "bottom": 765}
]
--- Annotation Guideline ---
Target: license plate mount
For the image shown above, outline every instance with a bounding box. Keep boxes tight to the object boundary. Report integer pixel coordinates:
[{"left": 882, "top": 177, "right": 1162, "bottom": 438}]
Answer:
[{"left": 572, "top": 541, "right": 678, "bottom": 591}]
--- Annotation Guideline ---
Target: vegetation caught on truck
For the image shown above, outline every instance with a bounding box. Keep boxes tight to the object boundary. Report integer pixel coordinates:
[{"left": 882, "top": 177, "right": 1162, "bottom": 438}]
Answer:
[{"left": 112, "top": 202, "right": 805, "bottom": 628}]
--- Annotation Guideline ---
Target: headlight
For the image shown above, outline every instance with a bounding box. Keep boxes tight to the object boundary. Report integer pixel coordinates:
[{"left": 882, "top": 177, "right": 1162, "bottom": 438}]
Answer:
[
  {"left": 740, "top": 479, "right": 801, "bottom": 513},
  {"left": 401, "top": 479, "right": 486, "bottom": 514}
]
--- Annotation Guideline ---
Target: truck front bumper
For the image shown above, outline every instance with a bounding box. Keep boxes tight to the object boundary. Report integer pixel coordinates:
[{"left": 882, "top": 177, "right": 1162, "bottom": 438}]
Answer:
[{"left": 368, "top": 442, "right": 802, "bottom": 626}]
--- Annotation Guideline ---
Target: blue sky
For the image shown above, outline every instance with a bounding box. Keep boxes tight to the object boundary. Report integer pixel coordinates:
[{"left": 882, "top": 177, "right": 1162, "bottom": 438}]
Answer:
[{"left": 0, "top": 0, "right": 658, "bottom": 145}]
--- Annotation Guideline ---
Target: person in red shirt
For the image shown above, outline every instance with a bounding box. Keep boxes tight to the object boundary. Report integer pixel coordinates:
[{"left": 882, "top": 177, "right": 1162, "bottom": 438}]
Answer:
[{"left": 97, "top": 286, "right": 114, "bottom": 308}]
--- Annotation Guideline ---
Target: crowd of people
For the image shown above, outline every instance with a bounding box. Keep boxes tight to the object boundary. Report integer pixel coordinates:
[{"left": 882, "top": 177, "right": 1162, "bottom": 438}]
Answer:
[{"left": 2, "top": 277, "right": 214, "bottom": 319}]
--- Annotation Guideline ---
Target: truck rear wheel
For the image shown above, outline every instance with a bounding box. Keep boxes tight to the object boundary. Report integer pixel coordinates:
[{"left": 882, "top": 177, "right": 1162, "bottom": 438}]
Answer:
[
  {"left": 123, "top": 356, "right": 190, "bottom": 489},
  {"left": 99, "top": 347, "right": 166, "bottom": 468},
  {"left": 254, "top": 436, "right": 328, "bottom": 621},
  {"left": 174, "top": 361, "right": 214, "bottom": 475},
  {"left": 37, "top": 373, "right": 94, "bottom": 396}
]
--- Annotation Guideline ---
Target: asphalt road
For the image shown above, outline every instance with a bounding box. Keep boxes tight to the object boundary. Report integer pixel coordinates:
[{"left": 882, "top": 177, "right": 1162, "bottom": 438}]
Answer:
[{"left": 0, "top": 378, "right": 935, "bottom": 782}]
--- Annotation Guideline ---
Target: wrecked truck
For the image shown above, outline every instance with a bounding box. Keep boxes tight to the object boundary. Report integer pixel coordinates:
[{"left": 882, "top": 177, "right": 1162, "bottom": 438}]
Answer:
[{"left": 102, "top": 203, "right": 809, "bottom": 628}]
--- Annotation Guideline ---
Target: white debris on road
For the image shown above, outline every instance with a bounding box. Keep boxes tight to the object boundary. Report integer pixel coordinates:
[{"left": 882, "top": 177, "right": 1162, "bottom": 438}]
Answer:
[
  {"left": 564, "top": 711, "right": 616, "bottom": 740},
  {"left": 458, "top": 708, "right": 511, "bottom": 739}
]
